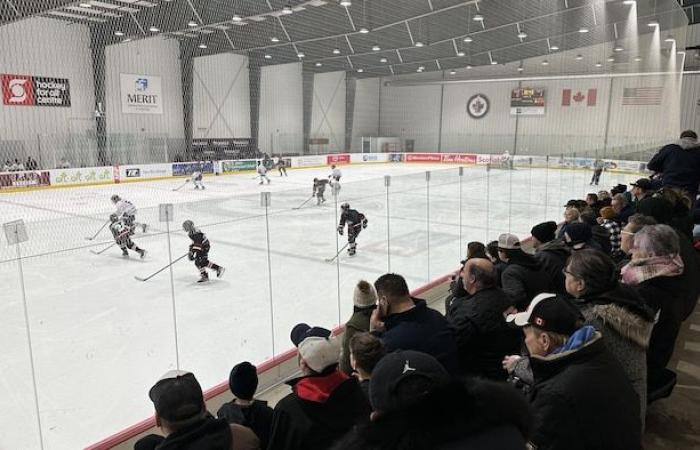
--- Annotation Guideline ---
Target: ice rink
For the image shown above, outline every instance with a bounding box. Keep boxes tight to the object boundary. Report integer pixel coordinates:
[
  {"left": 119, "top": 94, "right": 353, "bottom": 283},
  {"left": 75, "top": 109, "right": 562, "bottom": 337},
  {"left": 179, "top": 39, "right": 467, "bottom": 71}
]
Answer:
[{"left": 1, "top": 162, "right": 635, "bottom": 449}]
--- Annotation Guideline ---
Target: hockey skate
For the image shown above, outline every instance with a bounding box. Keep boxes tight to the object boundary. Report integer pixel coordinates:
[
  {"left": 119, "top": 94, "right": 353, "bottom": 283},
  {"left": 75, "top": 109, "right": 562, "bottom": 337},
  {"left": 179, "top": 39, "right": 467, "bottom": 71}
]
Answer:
[
  {"left": 138, "top": 249, "right": 146, "bottom": 259},
  {"left": 194, "top": 185, "right": 200, "bottom": 190},
  {"left": 142, "top": 223, "right": 148, "bottom": 233},
  {"left": 122, "top": 249, "right": 129, "bottom": 257},
  {"left": 216, "top": 266, "right": 225, "bottom": 278},
  {"left": 197, "top": 273, "right": 209, "bottom": 283}
]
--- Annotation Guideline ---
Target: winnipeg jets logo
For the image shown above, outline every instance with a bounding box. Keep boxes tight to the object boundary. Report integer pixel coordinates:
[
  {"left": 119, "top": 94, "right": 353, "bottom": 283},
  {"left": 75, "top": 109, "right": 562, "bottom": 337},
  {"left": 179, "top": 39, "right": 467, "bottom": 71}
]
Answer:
[
  {"left": 402, "top": 360, "right": 416, "bottom": 374},
  {"left": 467, "top": 94, "right": 489, "bottom": 119}
]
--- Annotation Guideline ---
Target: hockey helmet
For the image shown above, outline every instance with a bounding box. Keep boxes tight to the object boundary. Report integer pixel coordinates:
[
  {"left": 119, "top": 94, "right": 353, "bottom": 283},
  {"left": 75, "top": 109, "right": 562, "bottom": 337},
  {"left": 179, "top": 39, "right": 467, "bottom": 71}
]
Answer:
[
  {"left": 341, "top": 202, "right": 350, "bottom": 210},
  {"left": 182, "top": 220, "right": 195, "bottom": 233},
  {"left": 111, "top": 194, "right": 121, "bottom": 203},
  {"left": 331, "top": 164, "right": 336, "bottom": 169},
  {"left": 109, "top": 213, "right": 119, "bottom": 223},
  {"left": 313, "top": 177, "right": 318, "bottom": 182}
]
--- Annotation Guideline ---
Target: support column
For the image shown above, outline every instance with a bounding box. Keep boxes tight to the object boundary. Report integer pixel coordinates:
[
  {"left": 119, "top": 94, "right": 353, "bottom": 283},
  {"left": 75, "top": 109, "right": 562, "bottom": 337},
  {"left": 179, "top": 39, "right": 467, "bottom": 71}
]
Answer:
[
  {"left": 179, "top": 42, "right": 194, "bottom": 161},
  {"left": 302, "top": 71, "right": 314, "bottom": 154},
  {"left": 249, "top": 61, "right": 261, "bottom": 153},
  {"left": 88, "top": 25, "right": 107, "bottom": 165},
  {"left": 345, "top": 75, "right": 356, "bottom": 152}
]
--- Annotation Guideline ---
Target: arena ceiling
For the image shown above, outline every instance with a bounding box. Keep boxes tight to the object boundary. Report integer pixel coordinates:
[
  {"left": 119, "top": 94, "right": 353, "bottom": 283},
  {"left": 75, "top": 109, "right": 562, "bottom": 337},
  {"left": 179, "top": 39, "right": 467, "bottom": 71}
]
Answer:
[{"left": 0, "top": 0, "right": 691, "bottom": 77}]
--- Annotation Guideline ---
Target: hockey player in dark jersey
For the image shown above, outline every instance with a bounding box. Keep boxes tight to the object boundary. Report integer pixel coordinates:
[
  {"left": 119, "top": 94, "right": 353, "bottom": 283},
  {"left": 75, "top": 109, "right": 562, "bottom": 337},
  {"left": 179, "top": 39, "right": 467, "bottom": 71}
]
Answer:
[
  {"left": 312, "top": 177, "right": 330, "bottom": 205},
  {"left": 182, "top": 220, "right": 225, "bottom": 283},
  {"left": 109, "top": 213, "right": 146, "bottom": 258},
  {"left": 337, "top": 202, "right": 368, "bottom": 256}
]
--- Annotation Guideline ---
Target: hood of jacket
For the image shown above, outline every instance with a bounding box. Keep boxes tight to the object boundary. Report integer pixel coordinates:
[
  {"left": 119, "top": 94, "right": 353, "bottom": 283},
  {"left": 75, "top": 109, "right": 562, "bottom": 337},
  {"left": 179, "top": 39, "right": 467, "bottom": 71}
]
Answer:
[
  {"left": 159, "top": 417, "right": 232, "bottom": 450},
  {"left": 537, "top": 239, "right": 570, "bottom": 257},
  {"left": 507, "top": 250, "right": 541, "bottom": 269},
  {"left": 587, "top": 303, "right": 653, "bottom": 349},
  {"left": 579, "top": 284, "right": 655, "bottom": 322},
  {"left": 287, "top": 369, "right": 350, "bottom": 404}
]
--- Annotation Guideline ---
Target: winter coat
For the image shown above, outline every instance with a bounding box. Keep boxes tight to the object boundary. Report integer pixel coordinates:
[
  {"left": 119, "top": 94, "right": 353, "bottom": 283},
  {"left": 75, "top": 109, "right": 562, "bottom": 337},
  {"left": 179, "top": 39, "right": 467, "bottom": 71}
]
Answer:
[
  {"left": 331, "top": 378, "right": 532, "bottom": 450},
  {"left": 267, "top": 370, "right": 370, "bottom": 450},
  {"left": 446, "top": 287, "right": 522, "bottom": 379},
  {"left": 379, "top": 298, "right": 460, "bottom": 374},
  {"left": 501, "top": 252, "right": 551, "bottom": 310},
  {"left": 534, "top": 240, "right": 570, "bottom": 294},
  {"left": 529, "top": 332, "right": 642, "bottom": 450},
  {"left": 339, "top": 306, "right": 374, "bottom": 374},
  {"left": 574, "top": 286, "right": 654, "bottom": 428},
  {"left": 134, "top": 416, "right": 260, "bottom": 450},
  {"left": 647, "top": 138, "right": 700, "bottom": 199},
  {"left": 217, "top": 400, "right": 273, "bottom": 449},
  {"left": 614, "top": 204, "right": 636, "bottom": 226}
]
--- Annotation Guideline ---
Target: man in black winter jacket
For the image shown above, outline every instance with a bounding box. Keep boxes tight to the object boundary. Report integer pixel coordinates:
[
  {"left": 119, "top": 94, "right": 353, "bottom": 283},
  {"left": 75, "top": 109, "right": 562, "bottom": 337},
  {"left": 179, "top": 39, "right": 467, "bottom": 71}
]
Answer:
[
  {"left": 371, "top": 273, "right": 460, "bottom": 374},
  {"left": 531, "top": 221, "right": 570, "bottom": 294},
  {"left": 507, "top": 294, "right": 641, "bottom": 450},
  {"left": 447, "top": 259, "right": 521, "bottom": 379},
  {"left": 648, "top": 130, "right": 700, "bottom": 200},
  {"left": 267, "top": 325, "right": 370, "bottom": 450},
  {"left": 497, "top": 233, "right": 550, "bottom": 311}
]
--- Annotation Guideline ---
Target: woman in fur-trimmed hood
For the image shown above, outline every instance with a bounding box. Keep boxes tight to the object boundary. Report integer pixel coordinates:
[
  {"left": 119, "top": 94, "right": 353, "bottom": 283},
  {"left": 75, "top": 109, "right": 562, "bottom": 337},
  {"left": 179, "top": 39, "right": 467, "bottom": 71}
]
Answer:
[{"left": 563, "top": 249, "right": 654, "bottom": 430}]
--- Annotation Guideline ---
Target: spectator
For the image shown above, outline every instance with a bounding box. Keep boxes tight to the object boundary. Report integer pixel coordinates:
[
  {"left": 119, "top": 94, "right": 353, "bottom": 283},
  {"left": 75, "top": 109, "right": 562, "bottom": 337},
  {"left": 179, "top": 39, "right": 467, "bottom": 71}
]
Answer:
[
  {"left": 446, "top": 258, "right": 521, "bottom": 379},
  {"left": 580, "top": 211, "right": 610, "bottom": 253},
  {"left": 531, "top": 221, "right": 570, "bottom": 294},
  {"left": 2, "top": 160, "right": 10, "bottom": 172},
  {"left": 619, "top": 214, "right": 657, "bottom": 267},
  {"left": 630, "top": 178, "right": 654, "bottom": 204},
  {"left": 340, "top": 280, "right": 377, "bottom": 375},
  {"left": 497, "top": 233, "right": 550, "bottom": 311},
  {"left": 348, "top": 332, "right": 384, "bottom": 400},
  {"left": 466, "top": 241, "right": 487, "bottom": 259},
  {"left": 268, "top": 324, "right": 369, "bottom": 450},
  {"left": 217, "top": 362, "right": 273, "bottom": 449},
  {"left": 564, "top": 250, "right": 654, "bottom": 426},
  {"left": 585, "top": 192, "right": 602, "bottom": 215},
  {"left": 333, "top": 350, "right": 532, "bottom": 450},
  {"left": 59, "top": 158, "right": 71, "bottom": 169},
  {"left": 446, "top": 241, "right": 489, "bottom": 312},
  {"left": 597, "top": 207, "right": 622, "bottom": 259},
  {"left": 658, "top": 187, "right": 695, "bottom": 240},
  {"left": 598, "top": 190, "right": 612, "bottom": 207},
  {"left": 647, "top": 130, "right": 700, "bottom": 201},
  {"left": 563, "top": 222, "right": 596, "bottom": 251},
  {"left": 621, "top": 225, "right": 688, "bottom": 399},
  {"left": 486, "top": 240, "right": 507, "bottom": 286},
  {"left": 507, "top": 294, "right": 642, "bottom": 450},
  {"left": 611, "top": 193, "right": 635, "bottom": 226},
  {"left": 371, "top": 273, "right": 459, "bottom": 374},
  {"left": 135, "top": 370, "right": 260, "bottom": 450},
  {"left": 555, "top": 207, "right": 580, "bottom": 240}
]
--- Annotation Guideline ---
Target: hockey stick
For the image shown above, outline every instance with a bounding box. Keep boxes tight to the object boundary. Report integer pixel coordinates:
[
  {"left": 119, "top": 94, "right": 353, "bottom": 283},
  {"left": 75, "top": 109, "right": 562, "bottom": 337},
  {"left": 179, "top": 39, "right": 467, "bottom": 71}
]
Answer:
[
  {"left": 172, "top": 179, "right": 190, "bottom": 191},
  {"left": 85, "top": 220, "right": 110, "bottom": 241},
  {"left": 134, "top": 253, "right": 189, "bottom": 282},
  {"left": 292, "top": 195, "right": 314, "bottom": 210},
  {"left": 325, "top": 242, "right": 349, "bottom": 262},
  {"left": 90, "top": 242, "right": 117, "bottom": 255}
]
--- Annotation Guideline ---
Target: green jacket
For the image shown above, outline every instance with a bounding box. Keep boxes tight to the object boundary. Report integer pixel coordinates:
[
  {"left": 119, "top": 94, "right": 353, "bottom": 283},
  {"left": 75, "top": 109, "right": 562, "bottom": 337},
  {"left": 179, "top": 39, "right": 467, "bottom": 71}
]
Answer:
[{"left": 340, "top": 307, "right": 374, "bottom": 374}]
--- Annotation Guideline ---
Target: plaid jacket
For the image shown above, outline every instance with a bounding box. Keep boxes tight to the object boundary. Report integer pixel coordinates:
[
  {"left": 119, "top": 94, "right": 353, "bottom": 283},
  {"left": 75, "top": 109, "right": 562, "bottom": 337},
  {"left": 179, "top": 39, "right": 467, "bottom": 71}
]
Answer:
[{"left": 602, "top": 219, "right": 622, "bottom": 257}]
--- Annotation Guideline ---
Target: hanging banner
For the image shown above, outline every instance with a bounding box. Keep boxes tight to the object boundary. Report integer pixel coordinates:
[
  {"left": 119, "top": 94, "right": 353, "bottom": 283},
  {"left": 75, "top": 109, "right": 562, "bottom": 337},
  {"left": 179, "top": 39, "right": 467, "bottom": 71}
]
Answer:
[
  {"left": 511, "top": 87, "right": 545, "bottom": 115},
  {"left": 1, "top": 74, "right": 71, "bottom": 107},
  {"left": 120, "top": 74, "right": 163, "bottom": 114}
]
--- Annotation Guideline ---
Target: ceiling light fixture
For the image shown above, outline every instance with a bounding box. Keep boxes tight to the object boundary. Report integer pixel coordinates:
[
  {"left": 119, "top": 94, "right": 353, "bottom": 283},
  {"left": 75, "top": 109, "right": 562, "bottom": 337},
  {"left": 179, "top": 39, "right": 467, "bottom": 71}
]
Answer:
[
  {"left": 418, "top": 65, "right": 425, "bottom": 71},
  {"left": 473, "top": 13, "right": 484, "bottom": 21},
  {"left": 114, "top": 31, "right": 124, "bottom": 36},
  {"left": 457, "top": 51, "right": 465, "bottom": 57},
  {"left": 149, "top": 26, "right": 159, "bottom": 32},
  {"left": 463, "top": 36, "right": 473, "bottom": 43},
  {"left": 647, "top": 20, "right": 659, "bottom": 27},
  {"left": 550, "top": 45, "right": 559, "bottom": 51},
  {"left": 198, "top": 44, "right": 207, "bottom": 49},
  {"left": 297, "top": 52, "right": 305, "bottom": 58},
  {"left": 517, "top": 31, "right": 527, "bottom": 39},
  {"left": 357, "top": 68, "right": 364, "bottom": 72},
  {"left": 271, "top": 37, "right": 280, "bottom": 42},
  {"left": 466, "top": 65, "right": 472, "bottom": 69},
  {"left": 380, "top": 57, "right": 388, "bottom": 63},
  {"left": 282, "top": 4, "right": 293, "bottom": 14},
  {"left": 79, "top": 2, "right": 91, "bottom": 7},
  {"left": 578, "top": 27, "right": 589, "bottom": 33},
  {"left": 664, "top": 35, "right": 675, "bottom": 43},
  {"left": 490, "top": 60, "right": 497, "bottom": 65},
  {"left": 623, "top": 0, "right": 636, "bottom": 5},
  {"left": 264, "top": 54, "right": 272, "bottom": 59},
  {"left": 614, "top": 45, "right": 624, "bottom": 52},
  {"left": 541, "top": 60, "right": 549, "bottom": 66},
  {"left": 123, "top": 38, "right": 132, "bottom": 42},
  {"left": 359, "top": 27, "right": 369, "bottom": 34},
  {"left": 575, "top": 54, "right": 584, "bottom": 60},
  {"left": 232, "top": 14, "right": 242, "bottom": 22},
  {"left": 340, "top": 0, "right": 352, "bottom": 6},
  {"left": 634, "top": 56, "right": 642, "bottom": 61},
  {"left": 449, "top": 70, "right": 456, "bottom": 75},
  {"left": 315, "top": 62, "right": 323, "bottom": 67},
  {"left": 607, "top": 56, "right": 615, "bottom": 62},
  {"left": 188, "top": 21, "right": 198, "bottom": 27},
  {"left": 595, "top": 62, "right": 602, "bottom": 67},
  {"left": 415, "top": 41, "right": 424, "bottom": 47},
  {"left": 517, "top": 66, "right": 524, "bottom": 72},
  {"left": 372, "top": 44, "right": 380, "bottom": 51},
  {"left": 332, "top": 48, "right": 341, "bottom": 54}
]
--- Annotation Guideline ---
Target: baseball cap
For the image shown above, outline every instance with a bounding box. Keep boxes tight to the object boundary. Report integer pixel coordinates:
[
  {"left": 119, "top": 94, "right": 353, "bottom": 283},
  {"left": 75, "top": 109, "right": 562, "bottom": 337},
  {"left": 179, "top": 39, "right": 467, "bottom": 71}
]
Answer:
[
  {"left": 298, "top": 335, "right": 341, "bottom": 373},
  {"left": 369, "top": 350, "right": 450, "bottom": 413},
  {"left": 563, "top": 199, "right": 578, "bottom": 208},
  {"left": 148, "top": 370, "right": 205, "bottom": 422},
  {"left": 630, "top": 178, "right": 652, "bottom": 190},
  {"left": 290, "top": 323, "right": 332, "bottom": 347},
  {"left": 506, "top": 293, "right": 583, "bottom": 335},
  {"left": 497, "top": 233, "right": 521, "bottom": 250}
]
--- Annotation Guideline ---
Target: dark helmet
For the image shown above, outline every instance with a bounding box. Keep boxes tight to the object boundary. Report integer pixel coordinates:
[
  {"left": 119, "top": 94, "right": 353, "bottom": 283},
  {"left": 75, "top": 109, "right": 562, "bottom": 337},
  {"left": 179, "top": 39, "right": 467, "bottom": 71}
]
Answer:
[
  {"left": 182, "top": 220, "right": 195, "bottom": 233},
  {"left": 341, "top": 202, "right": 350, "bottom": 210},
  {"left": 109, "top": 213, "right": 119, "bottom": 223},
  {"left": 111, "top": 194, "right": 121, "bottom": 203}
]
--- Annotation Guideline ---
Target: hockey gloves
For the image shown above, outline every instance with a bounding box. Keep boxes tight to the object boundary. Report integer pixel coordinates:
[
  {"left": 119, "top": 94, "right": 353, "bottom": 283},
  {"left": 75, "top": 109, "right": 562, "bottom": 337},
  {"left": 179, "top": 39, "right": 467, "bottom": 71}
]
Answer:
[
  {"left": 337, "top": 225, "right": 344, "bottom": 235},
  {"left": 188, "top": 251, "right": 195, "bottom": 261},
  {"left": 362, "top": 218, "right": 368, "bottom": 229}
]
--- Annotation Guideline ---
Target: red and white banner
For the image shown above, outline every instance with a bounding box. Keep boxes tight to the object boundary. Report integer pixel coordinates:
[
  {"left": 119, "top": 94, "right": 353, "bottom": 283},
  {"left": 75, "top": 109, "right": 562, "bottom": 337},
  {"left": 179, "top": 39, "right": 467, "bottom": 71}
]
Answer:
[
  {"left": 0, "top": 171, "right": 51, "bottom": 189},
  {"left": 326, "top": 154, "right": 351, "bottom": 165},
  {"left": 405, "top": 153, "right": 442, "bottom": 162},
  {"left": 441, "top": 153, "right": 477, "bottom": 164},
  {"left": 562, "top": 89, "right": 597, "bottom": 107}
]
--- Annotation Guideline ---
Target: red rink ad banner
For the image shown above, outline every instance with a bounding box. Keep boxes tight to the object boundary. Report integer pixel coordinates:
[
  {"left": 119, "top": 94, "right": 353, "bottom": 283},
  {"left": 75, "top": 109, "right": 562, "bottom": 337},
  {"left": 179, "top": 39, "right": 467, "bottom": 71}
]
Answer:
[
  {"left": 327, "top": 154, "right": 351, "bottom": 165},
  {"left": 441, "top": 153, "right": 477, "bottom": 164},
  {"left": 0, "top": 171, "right": 50, "bottom": 189},
  {"left": 405, "top": 153, "right": 442, "bottom": 162}
]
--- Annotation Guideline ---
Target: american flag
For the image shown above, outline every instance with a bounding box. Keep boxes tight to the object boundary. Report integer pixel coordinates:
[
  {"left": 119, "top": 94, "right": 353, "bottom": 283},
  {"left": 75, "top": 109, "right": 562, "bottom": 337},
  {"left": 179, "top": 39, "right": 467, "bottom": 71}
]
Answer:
[{"left": 622, "top": 87, "right": 663, "bottom": 105}]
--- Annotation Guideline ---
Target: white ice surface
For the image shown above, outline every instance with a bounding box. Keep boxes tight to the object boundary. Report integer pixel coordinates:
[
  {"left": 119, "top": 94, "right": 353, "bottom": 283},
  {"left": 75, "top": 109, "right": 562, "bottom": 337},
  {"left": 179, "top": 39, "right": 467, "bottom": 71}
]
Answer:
[{"left": 0, "top": 163, "right": 634, "bottom": 449}]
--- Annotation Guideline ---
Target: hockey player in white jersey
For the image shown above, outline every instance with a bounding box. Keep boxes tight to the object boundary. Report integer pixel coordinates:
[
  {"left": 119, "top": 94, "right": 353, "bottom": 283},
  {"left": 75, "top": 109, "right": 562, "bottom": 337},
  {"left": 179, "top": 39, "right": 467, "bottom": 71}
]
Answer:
[
  {"left": 329, "top": 164, "right": 342, "bottom": 182},
  {"left": 109, "top": 213, "right": 146, "bottom": 258},
  {"left": 191, "top": 171, "right": 205, "bottom": 190},
  {"left": 111, "top": 195, "right": 147, "bottom": 233},
  {"left": 257, "top": 161, "right": 271, "bottom": 185}
]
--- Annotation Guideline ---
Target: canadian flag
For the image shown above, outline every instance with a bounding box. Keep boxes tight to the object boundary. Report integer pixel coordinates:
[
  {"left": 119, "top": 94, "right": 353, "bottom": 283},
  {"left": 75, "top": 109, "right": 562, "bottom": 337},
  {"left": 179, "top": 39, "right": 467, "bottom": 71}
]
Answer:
[{"left": 562, "top": 89, "right": 597, "bottom": 106}]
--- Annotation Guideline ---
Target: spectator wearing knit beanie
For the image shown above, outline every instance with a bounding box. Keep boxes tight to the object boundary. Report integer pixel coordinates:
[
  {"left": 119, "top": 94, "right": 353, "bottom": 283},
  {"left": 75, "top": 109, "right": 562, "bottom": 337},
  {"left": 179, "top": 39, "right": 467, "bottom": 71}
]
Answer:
[
  {"left": 531, "top": 221, "right": 570, "bottom": 295},
  {"left": 217, "top": 362, "right": 273, "bottom": 448},
  {"left": 340, "top": 280, "right": 378, "bottom": 375}
]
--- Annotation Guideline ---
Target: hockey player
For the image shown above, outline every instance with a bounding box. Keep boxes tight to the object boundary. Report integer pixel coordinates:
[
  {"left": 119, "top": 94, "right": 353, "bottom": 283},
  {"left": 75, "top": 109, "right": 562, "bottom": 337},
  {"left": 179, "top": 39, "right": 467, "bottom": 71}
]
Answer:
[
  {"left": 313, "top": 177, "right": 330, "bottom": 205},
  {"left": 257, "top": 161, "right": 271, "bottom": 185},
  {"left": 501, "top": 150, "right": 512, "bottom": 170},
  {"left": 109, "top": 213, "right": 146, "bottom": 258},
  {"left": 191, "top": 170, "right": 205, "bottom": 190},
  {"left": 276, "top": 157, "right": 288, "bottom": 177},
  {"left": 182, "top": 220, "right": 225, "bottom": 283},
  {"left": 329, "top": 164, "right": 342, "bottom": 183},
  {"left": 337, "top": 202, "right": 368, "bottom": 256},
  {"left": 111, "top": 195, "right": 147, "bottom": 233}
]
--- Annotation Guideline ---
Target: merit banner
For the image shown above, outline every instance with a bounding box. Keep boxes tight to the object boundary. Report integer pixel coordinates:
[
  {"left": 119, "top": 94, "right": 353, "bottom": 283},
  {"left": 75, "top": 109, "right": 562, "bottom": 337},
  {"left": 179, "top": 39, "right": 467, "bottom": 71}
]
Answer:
[
  {"left": 120, "top": 74, "right": 163, "bottom": 114},
  {"left": 2, "top": 74, "right": 71, "bottom": 107}
]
